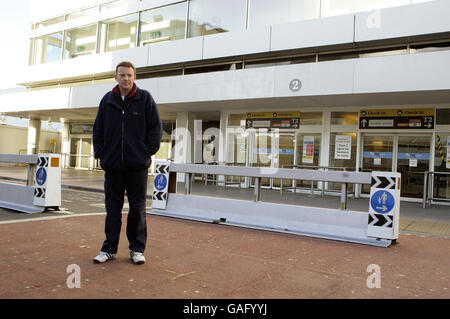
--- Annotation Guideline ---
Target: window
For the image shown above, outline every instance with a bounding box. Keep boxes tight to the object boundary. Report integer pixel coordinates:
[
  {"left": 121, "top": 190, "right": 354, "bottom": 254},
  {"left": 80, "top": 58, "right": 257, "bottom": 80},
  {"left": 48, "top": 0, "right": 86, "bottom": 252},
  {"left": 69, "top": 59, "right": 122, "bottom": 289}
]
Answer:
[
  {"left": 32, "top": 32, "right": 63, "bottom": 64},
  {"left": 32, "top": 16, "right": 65, "bottom": 30},
  {"left": 328, "top": 132, "right": 357, "bottom": 191},
  {"left": 101, "top": 0, "right": 136, "bottom": 12},
  {"left": 188, "top": 0, "right": 247, "bottom": 37},
  {"left": 64, "top": 24, "right": 98, "bottom": 59},
  {"left": 321, "top": 0, "right": 410, "bottom": 17},
  {"left": 228, "top": 113, "right": 246, "bottom": 127},
  {"left": 244, "top": 56, "right": 316, "bottom": 69},
  {"left": 66, "top": 6, "right": 99, "bottom": 21},
  {"left": 100, "top": 13, "right": 138, "bottom": 52},
  {"left": 436, "top": 108, "right": 450, "bottom": 125},
  {"left": 300, "top": 112, "right": 322, "bottom": 126},
  {"left": 248, "top": 0, "right": 319, "bottom": 28},
  {"left": 331, "top": 112, "right": 358, "bottom": 125},
  {"left": 140, "top": 3, "right": 187, "bottom": 46}
]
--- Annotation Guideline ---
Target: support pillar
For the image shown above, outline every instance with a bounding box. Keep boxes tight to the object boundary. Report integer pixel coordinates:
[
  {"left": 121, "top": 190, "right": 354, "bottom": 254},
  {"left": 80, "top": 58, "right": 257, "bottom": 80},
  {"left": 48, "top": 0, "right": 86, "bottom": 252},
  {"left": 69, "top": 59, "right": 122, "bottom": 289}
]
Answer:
[
  {"left": 61, "top": 122, "right": 70, "bottom": 168},
  {"left": 27, "top": 119, "right": 41, "bottom": 155}
]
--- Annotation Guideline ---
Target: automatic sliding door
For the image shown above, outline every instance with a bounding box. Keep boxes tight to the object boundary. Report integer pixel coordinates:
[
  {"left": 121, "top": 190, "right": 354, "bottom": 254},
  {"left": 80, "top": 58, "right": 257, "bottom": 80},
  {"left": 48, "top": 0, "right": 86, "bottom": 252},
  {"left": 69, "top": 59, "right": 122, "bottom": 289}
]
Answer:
[
  {"left": 361, "top": 135, "right": 394, "bottom": 194},
  {"left": 252, "top": 131, "right": 272, "bottom": 187},
  {"left": 273, "top": 133, "right": 295, "bottom": 188},
  {"left": 397, "top": 135, "right": 430, "bottom": 198}
]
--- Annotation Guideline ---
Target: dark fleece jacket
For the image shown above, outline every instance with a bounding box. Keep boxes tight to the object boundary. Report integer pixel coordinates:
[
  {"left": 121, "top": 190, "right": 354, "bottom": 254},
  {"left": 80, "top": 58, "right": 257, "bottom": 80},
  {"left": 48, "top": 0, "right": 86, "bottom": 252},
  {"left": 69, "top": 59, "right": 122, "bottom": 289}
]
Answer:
[{"left": 93, "top": 83, "right": 162, "bottom": 171}]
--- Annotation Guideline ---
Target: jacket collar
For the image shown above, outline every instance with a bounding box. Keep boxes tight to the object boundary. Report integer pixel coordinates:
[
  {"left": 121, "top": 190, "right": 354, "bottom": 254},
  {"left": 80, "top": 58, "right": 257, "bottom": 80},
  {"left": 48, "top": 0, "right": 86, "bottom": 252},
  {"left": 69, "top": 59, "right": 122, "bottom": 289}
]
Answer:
[{"left": 113, "top": 83, "right": 138, "bottom": 100}]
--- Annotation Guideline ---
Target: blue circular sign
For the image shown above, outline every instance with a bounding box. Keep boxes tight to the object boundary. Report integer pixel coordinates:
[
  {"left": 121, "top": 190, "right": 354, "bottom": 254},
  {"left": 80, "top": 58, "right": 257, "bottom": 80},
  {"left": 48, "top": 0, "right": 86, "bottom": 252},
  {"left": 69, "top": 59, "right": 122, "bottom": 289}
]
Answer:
[
  {"left": 154, "top": 174, "right": 167, "bottom": 191},
  {"left": 36, "top": 167, "right": 47, "bottom": 186},
  {"left": 370, "top": 190, "right": 395, "bottom": 214}
]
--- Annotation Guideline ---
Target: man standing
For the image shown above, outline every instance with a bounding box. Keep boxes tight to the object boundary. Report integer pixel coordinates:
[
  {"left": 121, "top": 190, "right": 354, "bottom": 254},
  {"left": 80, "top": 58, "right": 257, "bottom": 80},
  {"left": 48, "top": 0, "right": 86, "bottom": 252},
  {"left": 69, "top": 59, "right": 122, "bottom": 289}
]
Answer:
[{"left": 92, "top": 61, "right": 162, "bottom": 265}]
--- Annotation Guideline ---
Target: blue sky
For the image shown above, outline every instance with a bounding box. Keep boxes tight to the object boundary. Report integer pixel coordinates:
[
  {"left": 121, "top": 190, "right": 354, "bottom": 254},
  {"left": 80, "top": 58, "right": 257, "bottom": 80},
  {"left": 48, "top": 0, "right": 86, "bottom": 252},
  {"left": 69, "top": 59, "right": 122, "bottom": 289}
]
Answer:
[{"left": 0, "top": 0, "right": 30, "bottom": 89}]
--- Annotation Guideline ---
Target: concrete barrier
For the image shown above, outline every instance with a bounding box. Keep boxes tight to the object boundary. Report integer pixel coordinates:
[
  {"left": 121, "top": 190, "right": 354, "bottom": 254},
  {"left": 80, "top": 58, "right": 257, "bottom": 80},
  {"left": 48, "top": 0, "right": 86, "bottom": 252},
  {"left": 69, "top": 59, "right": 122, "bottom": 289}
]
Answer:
[
  {"left": 0, "top": 154, "right": 61, "bottom": 213},
  {"left": 149, "top": 161, "right": 401, "bottom": 247}
]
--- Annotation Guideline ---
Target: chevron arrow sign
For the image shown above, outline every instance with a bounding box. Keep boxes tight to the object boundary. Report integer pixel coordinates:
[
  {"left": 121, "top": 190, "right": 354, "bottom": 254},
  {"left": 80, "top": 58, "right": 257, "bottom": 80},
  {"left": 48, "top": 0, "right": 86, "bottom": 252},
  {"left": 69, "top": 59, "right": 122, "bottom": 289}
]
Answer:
[
  {"left": 368, "top": 213, "right": 393, "bottom": 228},
  {"left": 38, "top": 157, "right": 48, "bottom": 167},
  {"left": 152, "top": 191, "right": 167, "bottom": 201},
  {"left": 156, "top": 164, "right": 169, "bottom": 174},
  {"left": 371, "top": 176, "right": 396, "bottom": 189},
  {"left": 151, "top": 161, "right": 171, "bottom": 210},
  {"left": 34, "top": 188, "right": 46, "bottom": 198}
]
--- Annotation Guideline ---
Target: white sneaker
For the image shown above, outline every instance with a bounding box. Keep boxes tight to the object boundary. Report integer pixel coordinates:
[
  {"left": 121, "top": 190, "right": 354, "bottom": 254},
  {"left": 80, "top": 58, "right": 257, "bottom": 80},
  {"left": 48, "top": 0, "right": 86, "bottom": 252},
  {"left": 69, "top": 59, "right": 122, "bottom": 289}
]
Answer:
[
  {"left": 93, "top": 251, "right": 116, "bottom": 263},
  {"left": 129, "top": 250, "right": 146, "bottom": 265}
]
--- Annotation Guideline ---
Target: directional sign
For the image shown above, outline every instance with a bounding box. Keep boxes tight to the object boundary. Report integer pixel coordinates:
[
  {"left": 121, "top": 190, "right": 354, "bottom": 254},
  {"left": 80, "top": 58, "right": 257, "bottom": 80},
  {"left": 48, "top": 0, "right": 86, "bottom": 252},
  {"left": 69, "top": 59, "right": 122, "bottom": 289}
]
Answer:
[
  {"left": 370, "top": 190, "right": 395, "bottom": 214},
  {"left": 154, "top": 174, "right": 167, "bottom": 191},
  {"left": 152, "top": 161, "right": 171, "bottom": 210},
  {"left": 359, "top": 108, "right": 434, "bottom": 129},
  {"left": 36, "top": 167, "right": 47, "bottom": 186},
  {"left": 367, "top": 171, "right": 401, "bottom": 241},
  {"left": 245, "top": 112, "right": 300, "bottom": 130},
  {"left": 368, "top": 214, "right": 393, "bottom": 228}
]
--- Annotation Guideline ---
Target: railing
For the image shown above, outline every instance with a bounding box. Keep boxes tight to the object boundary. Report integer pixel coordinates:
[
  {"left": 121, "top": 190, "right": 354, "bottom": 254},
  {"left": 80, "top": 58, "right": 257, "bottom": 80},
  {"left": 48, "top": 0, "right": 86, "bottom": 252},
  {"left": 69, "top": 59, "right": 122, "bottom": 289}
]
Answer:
[
  {"left": 176, "top": 163, "right": 371, "bottom": 210},
  {"left": 0, "top": 154, "right": 39, "bottom": 186},
  {"left": 280, "top": 165, "right": 357, "bottom": 198},
  {"left": 423, "top": 171, "right": 450, "bottom": 208}
]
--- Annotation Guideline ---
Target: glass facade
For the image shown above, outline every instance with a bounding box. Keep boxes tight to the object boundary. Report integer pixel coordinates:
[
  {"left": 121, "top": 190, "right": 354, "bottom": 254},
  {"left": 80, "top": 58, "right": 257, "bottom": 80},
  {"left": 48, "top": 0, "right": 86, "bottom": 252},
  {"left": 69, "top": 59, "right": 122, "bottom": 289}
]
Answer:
[
  {"left": 64, "top": 24, "right": 98, "bottom": 59},
  {"left": 249, "top": 0, "right": 319, "bottom": 28},
  {"left": 33, "top": 32, "right": 63, "bottom": 64},
  {"left": 29, "top": 0, "right": 440, "bottom": 65},
  {"left": 321, "top": 0, "right": 410, "bottom": 17},
  {"left": 140, "top": 3, "right": 187, "bottom": 46},
  {"left": 100, "top": 13, "right": 138, "bottom": 52},
  {"left": 331, "top": 112, "right": 359, "bottom": 126},
  {"left": 188, "top": 0, "right": 247, "bottom": 37},
  {"left": 66, "top": 6, "right": 98, "bottom": 21}
]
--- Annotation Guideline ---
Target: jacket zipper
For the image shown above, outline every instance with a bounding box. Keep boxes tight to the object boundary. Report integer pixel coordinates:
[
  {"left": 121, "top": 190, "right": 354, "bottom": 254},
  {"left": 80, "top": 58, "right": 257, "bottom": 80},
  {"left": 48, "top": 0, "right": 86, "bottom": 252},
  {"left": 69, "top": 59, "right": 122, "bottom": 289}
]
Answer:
[{"left": 121, "top": 109, "right": 125, "bottom": 167}]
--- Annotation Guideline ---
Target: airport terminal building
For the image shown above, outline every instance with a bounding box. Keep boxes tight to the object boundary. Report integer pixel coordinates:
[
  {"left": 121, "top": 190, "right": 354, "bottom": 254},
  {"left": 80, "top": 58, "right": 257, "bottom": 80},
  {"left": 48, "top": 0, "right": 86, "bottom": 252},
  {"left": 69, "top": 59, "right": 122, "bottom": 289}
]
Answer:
[{"left": 0, "top": 0, "right": 450, "bottom": 203}]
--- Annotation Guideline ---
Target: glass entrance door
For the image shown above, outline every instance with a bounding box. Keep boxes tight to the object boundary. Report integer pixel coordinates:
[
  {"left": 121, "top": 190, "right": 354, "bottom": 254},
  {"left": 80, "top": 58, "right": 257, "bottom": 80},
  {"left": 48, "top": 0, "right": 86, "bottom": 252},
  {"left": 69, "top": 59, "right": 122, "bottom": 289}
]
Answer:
[
  {"left": 249, "top": 130, "right": 297, "bottom": 188},
  {"left": 361, "top": 135, "right": 394, "bottom": 194},
  {"left": 273, "top": 132, "right": 295, "bottom": 187},
  {"left": 69, "top": 137, "right": 93, "bottom": 169},
  {"left": 361, "top": 134, "right": 431, "bottom": 198},
  {"left": 397, "top": 135, "right": 431, "bottom": 198},
  {"left": 251, "top": 131, "right": 272, "bottom": 187}
]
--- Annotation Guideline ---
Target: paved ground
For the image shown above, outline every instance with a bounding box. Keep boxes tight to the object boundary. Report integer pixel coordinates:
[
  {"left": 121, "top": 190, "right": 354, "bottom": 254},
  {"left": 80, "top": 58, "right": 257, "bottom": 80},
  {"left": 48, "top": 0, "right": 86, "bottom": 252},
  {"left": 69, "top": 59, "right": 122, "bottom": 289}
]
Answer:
[{"left": 0, "top": 166, "right": 449, "bottom": 302}]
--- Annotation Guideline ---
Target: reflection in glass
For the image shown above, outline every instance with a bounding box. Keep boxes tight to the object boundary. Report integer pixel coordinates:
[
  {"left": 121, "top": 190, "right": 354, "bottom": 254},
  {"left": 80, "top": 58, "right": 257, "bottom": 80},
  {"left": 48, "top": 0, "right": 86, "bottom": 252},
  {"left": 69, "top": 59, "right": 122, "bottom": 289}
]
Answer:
[
  {"left": 321, "top": 0, "right": 410, "bottom": 17},
  {"left": 331, "top": 112, "right": 359, "bottom": 126},
  {"left": 100, "top": 13, "right": 138, "bottom": 52},
  {"left": 188, "top": 0, "right": 246, "bottom": 37},
  {"left": 295, "top": 133, "right": 321, "bottom": 188},
  {"left": 249, "top": 0, "right": 319, "bottom": 28},
  {"left": 434, "top": 133, "right": 450, "bottom": 200},
  {"left": 33, "top": 32, "right": 63, "bottom": 64},
  {"left": 140, "top": 3, "right": 187, "bottom": 46},
  {"left": 361, "top": 135, "right": 394, "bottom": 193},
  {"left": 397, "top": 135, "right": 430, "bottom": 198},
  {"left": 64, "top": 24, "right": 98, "bottom": 59},
  {"left": 66, "top": 6, "right": 98, "bottom": 21}
]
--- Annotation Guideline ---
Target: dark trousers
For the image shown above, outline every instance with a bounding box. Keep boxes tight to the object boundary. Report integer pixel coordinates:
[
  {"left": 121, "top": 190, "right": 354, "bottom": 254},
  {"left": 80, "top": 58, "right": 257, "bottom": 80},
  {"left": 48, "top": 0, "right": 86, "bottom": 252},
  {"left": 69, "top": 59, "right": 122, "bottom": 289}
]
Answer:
[{"left": 101, "top": 169, "right": 148, "bottom": 254}]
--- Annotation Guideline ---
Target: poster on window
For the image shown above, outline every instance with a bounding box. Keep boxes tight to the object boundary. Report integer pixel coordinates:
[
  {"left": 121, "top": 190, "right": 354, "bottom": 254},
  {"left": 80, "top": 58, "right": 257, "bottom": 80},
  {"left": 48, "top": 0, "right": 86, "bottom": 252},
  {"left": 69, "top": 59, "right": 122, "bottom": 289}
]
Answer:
[
  {"left": 334, "top": 135, "right": 352, "bottom": 160},
  {"left": 302, "top": 136, "right": 314, "bottom": 164}
]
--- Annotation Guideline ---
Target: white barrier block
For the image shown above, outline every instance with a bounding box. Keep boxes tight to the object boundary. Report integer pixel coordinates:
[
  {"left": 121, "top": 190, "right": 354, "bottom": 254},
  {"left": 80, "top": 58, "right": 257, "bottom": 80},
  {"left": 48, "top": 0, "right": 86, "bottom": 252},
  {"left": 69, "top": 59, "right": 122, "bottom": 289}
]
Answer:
[
  {"left": 152, "top": 160, "right": 170, "bottom": 210},
  {"left": 367, "top": 171, "right": 401, "bottom": 240},
  {"left": 33, "top": 154, "right": 61, "bottom": 208}
]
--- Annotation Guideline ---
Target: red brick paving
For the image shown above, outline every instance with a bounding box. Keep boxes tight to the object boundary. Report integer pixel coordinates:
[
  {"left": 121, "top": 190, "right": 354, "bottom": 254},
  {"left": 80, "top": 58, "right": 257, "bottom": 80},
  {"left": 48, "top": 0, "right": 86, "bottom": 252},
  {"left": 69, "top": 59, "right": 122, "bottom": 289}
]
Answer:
[{"left": 0, "top": 214, "right": 448, "bottom": 299}]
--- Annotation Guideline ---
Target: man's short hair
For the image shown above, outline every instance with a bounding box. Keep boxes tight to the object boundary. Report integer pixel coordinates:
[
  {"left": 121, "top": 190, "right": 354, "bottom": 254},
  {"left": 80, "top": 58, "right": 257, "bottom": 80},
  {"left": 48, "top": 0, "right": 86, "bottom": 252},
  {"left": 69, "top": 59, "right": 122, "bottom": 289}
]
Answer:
[{"left": 116, "top": 61, "right": 136, "bottom": 74}]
